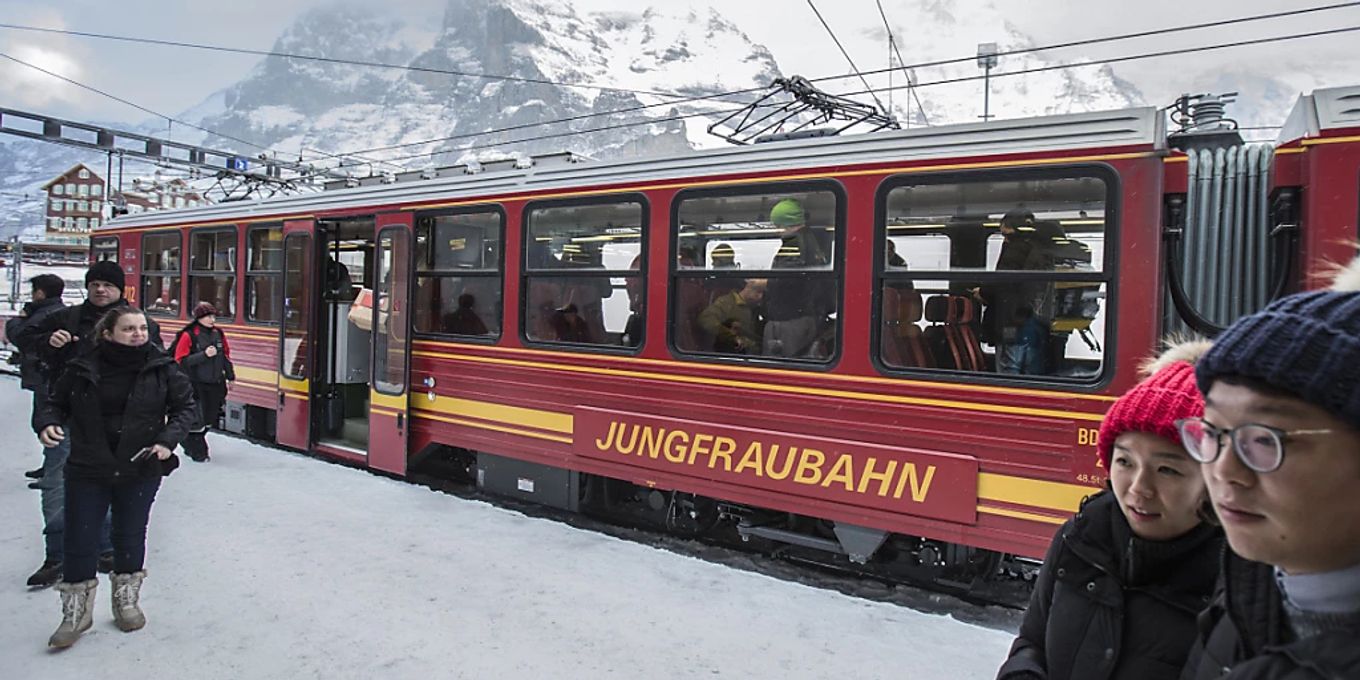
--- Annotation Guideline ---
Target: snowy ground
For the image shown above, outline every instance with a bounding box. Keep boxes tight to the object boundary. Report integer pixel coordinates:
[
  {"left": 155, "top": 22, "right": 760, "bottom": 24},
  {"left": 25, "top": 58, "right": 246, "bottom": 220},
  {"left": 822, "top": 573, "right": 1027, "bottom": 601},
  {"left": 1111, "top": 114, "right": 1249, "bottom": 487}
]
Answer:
[{"left": 0, "top": 376, "right": 1017, "bottom": 679}]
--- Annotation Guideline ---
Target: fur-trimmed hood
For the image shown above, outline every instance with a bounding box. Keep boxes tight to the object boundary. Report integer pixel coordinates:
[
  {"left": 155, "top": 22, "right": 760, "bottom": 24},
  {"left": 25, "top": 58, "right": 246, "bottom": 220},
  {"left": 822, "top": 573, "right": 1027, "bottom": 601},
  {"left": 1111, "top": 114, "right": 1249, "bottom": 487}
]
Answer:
[
  {"left": 1328, "top": 253, "right": 1360, "bottom": 293},
  {"left": 1140, "top": 337, "right": 1214, "bottom": 378}
]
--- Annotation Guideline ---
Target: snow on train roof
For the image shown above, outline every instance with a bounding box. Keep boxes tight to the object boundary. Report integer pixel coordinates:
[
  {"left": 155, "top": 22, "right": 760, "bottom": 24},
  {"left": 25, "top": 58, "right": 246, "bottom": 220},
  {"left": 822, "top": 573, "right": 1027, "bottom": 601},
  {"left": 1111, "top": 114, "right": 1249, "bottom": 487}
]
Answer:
[{"left": 103, "top": 105, "right": 1161, "bottom": 231}]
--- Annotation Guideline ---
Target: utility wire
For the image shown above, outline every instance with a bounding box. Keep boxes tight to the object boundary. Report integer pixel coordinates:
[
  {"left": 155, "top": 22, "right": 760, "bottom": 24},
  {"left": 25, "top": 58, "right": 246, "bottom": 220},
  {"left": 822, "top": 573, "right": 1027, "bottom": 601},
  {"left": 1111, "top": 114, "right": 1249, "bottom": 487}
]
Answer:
[
  {"left": 7, "top": 2, "right": 1348, "bottom": 167},
  {"left": 830, "top": 1, "right": 1360, "bottom": 84},
  {"left": 0, "top": 51, "right": 404, "bottom": 174},
  {"left": 0, "top": 22, "right": 749, "bottom": 103},
  {"left": 837, "top": 23, "right": 1360, "bottom": 101},
  {"left": 807, "top": 0, "right": 892, "bottom": 116},
  {"left": 874, "top": 0, "right": 929, "bottom": 126},
  {"left": 348, "top": 23, "right": 1360, "bottom": 170},
  {"left": 322, "top": 1, "right": 1351, "bottom": 162}
]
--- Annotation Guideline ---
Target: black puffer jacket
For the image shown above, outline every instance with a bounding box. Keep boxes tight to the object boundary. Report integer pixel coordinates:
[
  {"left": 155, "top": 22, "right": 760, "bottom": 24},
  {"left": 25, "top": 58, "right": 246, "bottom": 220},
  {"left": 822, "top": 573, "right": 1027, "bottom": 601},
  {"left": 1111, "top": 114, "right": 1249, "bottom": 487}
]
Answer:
[
  {"left": 5, "top": 297, "right": 66, "bottom": 391},
  {"left": 34, "top": 344, "right": 196, "bottom": 481},
  {"left": 173, "top": 322, "right": 235, "bottom": 384},
  {"left": 998, "top": 492, "right": 1223, "bottom": 680},
  {"left": 1180, "top": 552, "right": 1360, "bottom": 680},
  {"left": 15, "top": 299, "right": 164, "bottom": 373}
]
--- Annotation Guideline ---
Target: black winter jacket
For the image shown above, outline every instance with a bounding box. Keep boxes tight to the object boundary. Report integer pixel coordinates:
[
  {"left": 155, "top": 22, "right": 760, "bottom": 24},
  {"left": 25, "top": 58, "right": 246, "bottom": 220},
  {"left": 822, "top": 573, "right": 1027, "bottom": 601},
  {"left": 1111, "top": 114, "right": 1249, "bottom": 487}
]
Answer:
[
  {"left": 34, "top": 344, "right": 196, "bottom": 481},
  {"left": 5, "top": 297, "right": 66, "bottom": 391},
  {"left": 15, "top": 299, "right": 164, "bottom": 374},
  {"left": 998, "top": 492, "right": 1223, "bottom": 680},
  {"left": 1179, "top": 552, "right": 1360, "bottom": 680},
  {"left": 172, "top": 322, "right": 235, "bottom": 384}
]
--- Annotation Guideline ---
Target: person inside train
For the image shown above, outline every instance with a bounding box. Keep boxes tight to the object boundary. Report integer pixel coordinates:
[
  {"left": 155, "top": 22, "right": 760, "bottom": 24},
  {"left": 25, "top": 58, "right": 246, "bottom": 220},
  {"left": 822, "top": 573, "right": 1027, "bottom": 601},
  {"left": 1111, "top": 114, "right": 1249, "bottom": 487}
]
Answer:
[
  {"left": 1179, "top": 258, "right": 1360, "bottom": 680},
  {"left": 443, "top": 293, "right": 489, "bottom": 336},
  {"left": 997, "top": 340, "right": 1224, "bottom": 680},
  {"left": 697, "top": 278, "right": 766, "bottom": 354},
  {"left": 762, "top": 198, "right": 832, "bottom": 358},
  {"left": 325, "top": 255, "right": 356, "bottom": 301},
  {"left": 706, "top": 243, "right": 744, "bottom": 298},
  {"left": 549, "top": 303, "right": 592, "bottom": 344},
  {"left": 975, "top": 209, "right": 1054, "bottom": 374},
  {"left": 35, "top": 305, "right": 197, "bottom": 649}
]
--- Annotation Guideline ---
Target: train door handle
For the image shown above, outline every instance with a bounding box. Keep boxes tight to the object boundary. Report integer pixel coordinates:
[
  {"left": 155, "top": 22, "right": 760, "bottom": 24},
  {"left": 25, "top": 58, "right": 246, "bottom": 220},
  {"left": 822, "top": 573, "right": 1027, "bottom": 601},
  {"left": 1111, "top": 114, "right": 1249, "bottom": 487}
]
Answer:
[
  {"left": 278, "top": 392, "right": 285, "bottom": 408},
  {"left": 397, "top": 413, "right": 405, "bottom": 431}
]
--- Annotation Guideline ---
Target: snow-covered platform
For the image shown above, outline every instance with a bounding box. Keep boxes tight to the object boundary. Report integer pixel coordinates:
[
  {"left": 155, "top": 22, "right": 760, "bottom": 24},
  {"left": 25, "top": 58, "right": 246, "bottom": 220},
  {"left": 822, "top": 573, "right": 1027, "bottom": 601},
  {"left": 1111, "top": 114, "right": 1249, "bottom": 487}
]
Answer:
[{"left": 0, "top": 376, "right": 1015, "bottom": 678}]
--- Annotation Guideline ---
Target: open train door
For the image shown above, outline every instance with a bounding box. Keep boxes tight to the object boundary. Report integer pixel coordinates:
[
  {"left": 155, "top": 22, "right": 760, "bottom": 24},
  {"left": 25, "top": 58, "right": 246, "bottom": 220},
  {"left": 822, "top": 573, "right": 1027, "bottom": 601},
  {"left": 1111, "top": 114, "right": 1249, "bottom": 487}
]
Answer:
[
  {"left": 368, "top": 213, "right": 413, "bottom": 475},
  {"left": 277, "top": 219, "right": 315, "bottom": 451}
]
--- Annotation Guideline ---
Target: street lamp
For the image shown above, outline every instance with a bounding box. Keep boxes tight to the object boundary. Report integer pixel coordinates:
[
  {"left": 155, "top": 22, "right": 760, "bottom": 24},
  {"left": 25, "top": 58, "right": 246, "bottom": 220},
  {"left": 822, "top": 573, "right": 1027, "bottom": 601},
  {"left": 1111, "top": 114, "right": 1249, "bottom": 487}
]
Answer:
[{"left": 977, "top": 42, "right": 999, "bottom": 121}]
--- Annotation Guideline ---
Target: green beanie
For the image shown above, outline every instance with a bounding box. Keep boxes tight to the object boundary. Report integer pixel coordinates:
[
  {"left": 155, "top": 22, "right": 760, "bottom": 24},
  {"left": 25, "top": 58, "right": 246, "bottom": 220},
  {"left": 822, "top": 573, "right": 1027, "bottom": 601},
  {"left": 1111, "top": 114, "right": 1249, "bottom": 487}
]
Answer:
[{"left": 769, "top": 199, "right": 805, "bottom": 227}]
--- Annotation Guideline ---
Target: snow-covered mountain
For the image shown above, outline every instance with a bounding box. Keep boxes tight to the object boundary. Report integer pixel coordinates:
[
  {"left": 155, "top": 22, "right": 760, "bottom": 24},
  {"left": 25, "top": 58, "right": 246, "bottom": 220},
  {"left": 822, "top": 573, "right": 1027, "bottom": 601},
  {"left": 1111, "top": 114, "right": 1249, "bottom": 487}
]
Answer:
[
  {"left": 1, "top": 0, "right": 1154, "bottom": 233},
  {"left": 186, "top": 0, "right": 782, "bottom": 171}
]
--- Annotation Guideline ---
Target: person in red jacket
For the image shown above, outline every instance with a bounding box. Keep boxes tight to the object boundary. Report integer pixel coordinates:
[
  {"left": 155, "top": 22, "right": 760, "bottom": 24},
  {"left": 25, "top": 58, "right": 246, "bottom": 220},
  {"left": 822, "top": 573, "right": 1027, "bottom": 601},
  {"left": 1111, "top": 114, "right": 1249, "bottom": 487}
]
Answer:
[{"left": 172, "top": 303, "right": 235, "bottom": 462}]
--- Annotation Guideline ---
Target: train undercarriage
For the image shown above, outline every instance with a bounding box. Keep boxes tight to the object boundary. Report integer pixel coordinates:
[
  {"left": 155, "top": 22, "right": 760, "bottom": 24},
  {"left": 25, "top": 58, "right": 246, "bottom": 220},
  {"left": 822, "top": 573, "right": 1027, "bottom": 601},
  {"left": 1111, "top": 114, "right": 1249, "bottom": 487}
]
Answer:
[{"left": 401, "top": 441, "right": 1036, "bottom": 607}]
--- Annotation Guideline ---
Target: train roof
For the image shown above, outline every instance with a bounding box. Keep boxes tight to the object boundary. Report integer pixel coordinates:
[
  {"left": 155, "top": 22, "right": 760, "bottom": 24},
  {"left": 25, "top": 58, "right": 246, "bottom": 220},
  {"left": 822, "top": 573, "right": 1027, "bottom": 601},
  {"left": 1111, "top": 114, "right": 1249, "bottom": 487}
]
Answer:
[
  {"left": 102, "top": 105, "right": 1163, "bottom": 231},
  {"left": 1278, "top": 85, "right": 1360, "bottom": 144}
]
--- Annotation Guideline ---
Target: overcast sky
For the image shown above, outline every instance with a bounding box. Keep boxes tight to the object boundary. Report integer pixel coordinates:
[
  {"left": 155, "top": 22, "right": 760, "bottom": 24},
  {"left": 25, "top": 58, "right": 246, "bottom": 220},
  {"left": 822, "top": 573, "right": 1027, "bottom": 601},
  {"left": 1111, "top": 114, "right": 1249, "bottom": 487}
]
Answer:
[{"left": 1, "top": 0, "right": 1357, "bottom": 130}]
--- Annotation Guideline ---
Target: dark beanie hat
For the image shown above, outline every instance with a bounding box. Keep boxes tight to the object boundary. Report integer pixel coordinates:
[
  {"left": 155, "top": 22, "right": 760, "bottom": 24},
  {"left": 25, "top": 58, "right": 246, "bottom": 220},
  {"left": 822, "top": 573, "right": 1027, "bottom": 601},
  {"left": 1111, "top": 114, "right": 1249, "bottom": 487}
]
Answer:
[
  {"left": 85, "top": 260, "right": 126, "bottom": 291},
  {"left": 192, "top": 301, "right": 218, "bottom": 319},
  {"left": 1196, "top": 289, "right": 1360, "bottom": 430}
]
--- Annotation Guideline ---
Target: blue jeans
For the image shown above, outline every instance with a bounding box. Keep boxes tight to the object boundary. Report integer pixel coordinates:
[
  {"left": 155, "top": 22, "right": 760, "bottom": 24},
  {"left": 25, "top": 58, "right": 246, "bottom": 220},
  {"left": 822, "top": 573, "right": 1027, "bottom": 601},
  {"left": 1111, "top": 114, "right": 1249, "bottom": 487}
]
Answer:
[
  {"left": 36, "top": 436, "right": 112, "bottom": 562},
  {"left": 63, "top": 475, "right": 161, "bottom": 582}
]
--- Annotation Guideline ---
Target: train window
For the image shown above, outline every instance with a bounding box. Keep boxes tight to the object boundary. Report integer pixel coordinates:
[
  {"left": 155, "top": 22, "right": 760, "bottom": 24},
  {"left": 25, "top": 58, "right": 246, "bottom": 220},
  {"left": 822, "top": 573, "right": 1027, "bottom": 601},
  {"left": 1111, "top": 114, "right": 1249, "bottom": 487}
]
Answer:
[
  {"left": 877, "top": 168, "right": 1114, "bottom": 382},
  {"left": 141, "top": 231, "right": 182, "bottom": 317},
  {"left": 523, "top": 199, "right": 645, "bottom": 349},
  {"left": 245, "top": 226, "right": 283, "bottom": 324},
  {"left": 92, "top": 236, "right": 118, "bottom": 264},
  {"left": 672, "top": 188, "right": 841, "bottom": 361},
  {"left": 281, "top": 233, "right": 312, "bottom": 380},
  {"left": 413, "top": 209, "right": 502, "bottom": 338},
  {"left": 189, "top": 228, "right": 237, "bottom": 320},
  {"left": 373, "top": 228, "right": 411, "bottom": 395}
]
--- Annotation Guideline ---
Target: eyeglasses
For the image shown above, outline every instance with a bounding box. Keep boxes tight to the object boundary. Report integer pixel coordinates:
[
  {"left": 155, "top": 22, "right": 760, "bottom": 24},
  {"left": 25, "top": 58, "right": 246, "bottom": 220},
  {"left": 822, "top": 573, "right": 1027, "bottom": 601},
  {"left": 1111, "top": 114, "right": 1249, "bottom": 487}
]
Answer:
[{"left": 1174, "top": 417, "right": 1333, "bottom": 473}]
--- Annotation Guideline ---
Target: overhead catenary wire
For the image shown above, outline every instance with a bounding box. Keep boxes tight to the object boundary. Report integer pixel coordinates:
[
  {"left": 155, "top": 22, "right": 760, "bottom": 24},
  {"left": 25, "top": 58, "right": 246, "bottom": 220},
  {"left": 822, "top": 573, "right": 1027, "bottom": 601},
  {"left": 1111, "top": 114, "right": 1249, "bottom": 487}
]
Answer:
[
  {"left": 0, "top": 22, "right": 753, "bottom": 103},
  {"left": 835, "top": 23, "right": 1360, "bottom": 101},
  {"left": 316, "top": 1, "right": 1354, "bottom": 163},
  {"left": 0, "top": 51, "right": 405, "bottom": 174},
  {"left": 12, "top": 1, "right": 1338, "bottom": 171},
  {"left": 874, "top": 0, "right": 929, "bottom": 126},
  {"left": 350, "top": 23, "right": 1360, "bottom": 170},
  {"left": 806, "top": 0, "right": 893, "bottom": 117}
]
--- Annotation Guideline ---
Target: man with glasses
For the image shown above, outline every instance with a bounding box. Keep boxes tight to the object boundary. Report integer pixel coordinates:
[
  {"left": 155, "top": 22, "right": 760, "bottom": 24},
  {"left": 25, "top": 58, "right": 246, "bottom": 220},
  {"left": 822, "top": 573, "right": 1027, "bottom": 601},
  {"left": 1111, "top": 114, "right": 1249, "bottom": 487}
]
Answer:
[{"left": 1178, "top": 269, "right": 1360, "bottom": 679}]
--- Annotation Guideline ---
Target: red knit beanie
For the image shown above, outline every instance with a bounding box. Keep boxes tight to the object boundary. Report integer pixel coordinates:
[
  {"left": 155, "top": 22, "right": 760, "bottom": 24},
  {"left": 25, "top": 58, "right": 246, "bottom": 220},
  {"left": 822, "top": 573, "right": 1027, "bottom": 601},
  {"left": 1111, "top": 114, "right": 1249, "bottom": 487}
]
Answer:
[{"left": 1096, "top": 361, "right": 1204, "bottom": 468}]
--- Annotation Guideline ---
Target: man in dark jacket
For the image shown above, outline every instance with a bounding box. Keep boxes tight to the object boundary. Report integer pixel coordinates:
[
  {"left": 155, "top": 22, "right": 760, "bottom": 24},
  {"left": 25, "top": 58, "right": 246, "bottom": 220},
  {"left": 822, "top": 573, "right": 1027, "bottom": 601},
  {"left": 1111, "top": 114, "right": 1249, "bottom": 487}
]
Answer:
[
  {"left": 6, "top": 274, "right": 75, "bottom": 587},
  {"left": 12, "top": 261, "right": 150, "bottom": 585},
  {"left": 976, "top": 209, "right": 1054, "bottom": 375},
  {"left": 761, "top": 199, "right": 832, "bottom": 358},
  {"left": 17, "top": 260, "right": 165, "bottom": 364},
  {"left": 1178, "top": 263, "right": 1360, "bottom": 679}
]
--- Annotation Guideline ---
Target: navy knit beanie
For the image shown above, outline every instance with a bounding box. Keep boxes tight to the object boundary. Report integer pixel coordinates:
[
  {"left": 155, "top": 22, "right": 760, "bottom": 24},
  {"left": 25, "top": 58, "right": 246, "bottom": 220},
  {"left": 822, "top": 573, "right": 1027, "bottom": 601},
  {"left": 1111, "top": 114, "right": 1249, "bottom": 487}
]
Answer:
[{"left": 1196, "top": 289, "right": 1360, "bottom": 430}]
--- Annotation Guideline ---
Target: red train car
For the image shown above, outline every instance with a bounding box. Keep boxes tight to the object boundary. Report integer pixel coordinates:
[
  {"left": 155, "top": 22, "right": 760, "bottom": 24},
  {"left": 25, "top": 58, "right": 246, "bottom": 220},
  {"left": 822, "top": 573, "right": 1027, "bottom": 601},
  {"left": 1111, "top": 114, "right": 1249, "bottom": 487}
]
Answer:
[{"left": 91, "top": 86, "right": 1360, "bottom": 584}]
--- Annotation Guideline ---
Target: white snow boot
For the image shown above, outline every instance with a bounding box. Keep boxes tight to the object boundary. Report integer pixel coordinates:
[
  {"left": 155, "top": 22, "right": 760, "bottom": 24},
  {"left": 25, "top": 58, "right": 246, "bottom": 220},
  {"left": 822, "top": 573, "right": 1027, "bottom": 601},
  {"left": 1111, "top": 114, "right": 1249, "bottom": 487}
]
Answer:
[
  {"left": 110, "top": 570, "right": 147, "bottom": 632},
  {"left": 49, "top": 579, "right": 98, "bottom": 648}
]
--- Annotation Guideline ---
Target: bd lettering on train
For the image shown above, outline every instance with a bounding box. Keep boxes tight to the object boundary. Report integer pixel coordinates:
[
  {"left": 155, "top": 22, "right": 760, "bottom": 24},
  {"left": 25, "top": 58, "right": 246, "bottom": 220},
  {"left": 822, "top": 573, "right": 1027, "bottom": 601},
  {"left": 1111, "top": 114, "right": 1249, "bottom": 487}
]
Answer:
[
  {"left": 573, "top": 407, "right": 978, "bottom": 524},
  {"left": 1076, "top": 427, "right": 1100, "bottom": 447}
]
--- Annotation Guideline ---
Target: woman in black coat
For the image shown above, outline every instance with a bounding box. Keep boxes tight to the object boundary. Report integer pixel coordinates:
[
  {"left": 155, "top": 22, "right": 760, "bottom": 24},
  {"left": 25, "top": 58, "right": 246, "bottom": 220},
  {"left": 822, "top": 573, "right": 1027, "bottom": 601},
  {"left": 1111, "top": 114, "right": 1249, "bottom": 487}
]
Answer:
[
  {"left": 172, "top": 302, "right": 235, "bottom": 462},
  {"left": 34, "top": 306, "right": 196, "bottom": 649},
  {"left": 997, "top": 344, "right": 1224, "bottom": 680}
]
